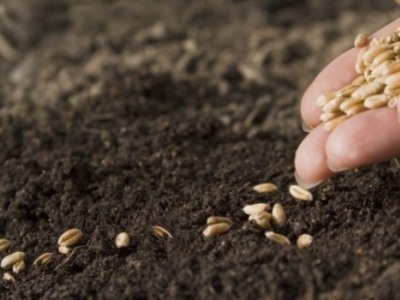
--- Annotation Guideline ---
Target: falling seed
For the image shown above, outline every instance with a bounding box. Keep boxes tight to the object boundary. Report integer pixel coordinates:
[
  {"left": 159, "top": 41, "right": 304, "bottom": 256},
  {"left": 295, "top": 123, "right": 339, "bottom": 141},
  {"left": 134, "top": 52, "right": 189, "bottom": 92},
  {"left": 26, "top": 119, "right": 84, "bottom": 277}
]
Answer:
[
  {"left": 3, "top": 272, "right": 15, "bottom": 283},
  {"left": 242, "top": 203, "right": 270, "bottom": 215},
  {"left": 152, "top": 226, "right": 173, "bottom": 239},
  {"left": 58, "top": 229, "right": 83, "bottom": 247},
  {"left": 289, "top": 185, "right": 313, "bottom": 201},
  {"left": 203, "top": 223, "right": 230, "bottom": 237},
  {"left": 206, "top": 216, "right": 232, "bottom": 225},
  {"left": 272, "top": 203, "right": 286, "bottom": 227},
  {"left": 115, "top": 232, "right": 130, "bottom": 248},
  {"left": 1, "top": 252, "right": 25, "bottom": 269},
  {"left": 297, "top": 234, "right": 313, "bottom": 249},
  {"left": 0, "top": 239, "right": 10, "bottom": 252},
  {"left": 12, "top": 260, "right": 25, "bottom": 274},
  {"left": 252, "top": 183, "right": 278, "bottom": 193},
  {"left": 58, "top": 245, "right": 71, "bottom": 255},
  {"left": 265, "top": 231, "right": 291, "bottom": 245},
  {"left": 249, "top": 211, "right": 271, "bottom": 230},
  {"left": 33, "top": 253, "right": 53, "bottom": 266}
]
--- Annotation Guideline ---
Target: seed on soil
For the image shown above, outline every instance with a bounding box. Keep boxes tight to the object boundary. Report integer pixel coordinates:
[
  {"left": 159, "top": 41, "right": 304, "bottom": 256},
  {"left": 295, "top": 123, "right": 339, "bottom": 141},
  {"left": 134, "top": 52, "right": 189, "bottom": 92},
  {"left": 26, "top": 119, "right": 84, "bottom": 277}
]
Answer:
[
  {"left": 33, "top": 253, "right": 53, "bottom": 266},
  {"left": 12, "top": 260, "right": 25, "bottom": 274},
  {"left": 0, "top": 239, "right": 10, "bottom": 252},
  {"left": 203, "top": 223, "right": 230, "bottom": 237},
  {"left": 249, "top": 211, "right": 271, "bottom": 230},
  {"left": 152, "top": 226, "right": 173, "bottom": 239},
  {"left": 3, "top": 272, "right": 15, "bottom": 283},
  {"left": 265, "top": 231, "right": 291, "bottom": 245},
  {"left": 272, "top": 203, "right": 286, "bottom": 227},
  {"left": 1, "top": 252, "right": 25, "bottom": 269},
  {"left": 58, "top": 229, "right": 83, "bottom": 247},
  {"left": 289, "top": 185, "right": 313, "bottom": 201},
  {"left": 252, "top": 183, "right": 278, "bottom": 193},
  {"left": 206, "top": 216, "right": 232, "bottom": 225},
  {"left": 297, "top": 234, "right": 313, "bottom": 249},
  {"left": 242, "top": 203, "right": 270, "bottom": 215},
  {"left": 115, "top": 232, "right": 130, "bottom": 248},
  {"left": 58, "top": 245, "right": 71, "bottom": 255}
]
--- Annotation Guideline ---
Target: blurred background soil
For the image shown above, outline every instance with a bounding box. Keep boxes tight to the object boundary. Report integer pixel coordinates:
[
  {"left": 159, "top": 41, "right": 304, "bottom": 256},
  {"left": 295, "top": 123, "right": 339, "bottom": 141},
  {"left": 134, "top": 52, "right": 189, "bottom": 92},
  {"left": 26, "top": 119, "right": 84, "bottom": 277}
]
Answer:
[{"left": 0, "top": 0, "right": 399, "bottom": 299}]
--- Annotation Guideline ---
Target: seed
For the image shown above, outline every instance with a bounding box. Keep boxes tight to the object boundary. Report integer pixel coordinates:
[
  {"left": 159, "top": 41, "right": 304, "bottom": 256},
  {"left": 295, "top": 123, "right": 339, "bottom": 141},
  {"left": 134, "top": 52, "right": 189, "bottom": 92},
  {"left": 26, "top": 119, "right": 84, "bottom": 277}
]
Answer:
[
  {"left": 206, "top": 216, "right": 232, "bottom": 225},
  {"left": 388, "top": 97, "right": 398, "bottom": 108},
  {"left": 339, "top": 97, "right": 364, "bottom": 111},
  {"left": 58, "top": 229, "right": 83, "bottom": 247},
  {"left": 372, "top": 49, "right": 396, "bottom": 66},
  {"left": 324, "top": 114, "right": 348, "bottom": 131},
  {"left": 252, "top": 183, "right": 278, "bottom": 193},
  {"left": 362, "top": 45, "right": 388, "bottom": 64},
  {"left": 384, "top": 85, "right": 400, "bottom": 96},
  {"left": 1, "top": 252, "right": 25, "bottom": 269},
  {"left": 297, "top": 234, "right": 313, "bottom": 249},
  {"left": 265, "top": 231, "right": 290, "bottom": 245},
  {"left": 381, "top": 60, "right": 400, "bottom": 76},
  {"left": 152, "top": 226, "right": 173, "bottom": 239},
  {"left": 336, "top": 85, "right": 359, "bottom": 97},
  {"left": 364, "top": 94, "right": 390, "bottom": 108},
  {"left": 371, "top": 60, "right": 391, "bottom": 78},
  {"left": 319, "top": 111, "right": 342, "bottom": 122},
  {"left": 249, "top": 211, "right": 271, "bottom": 229},
  {"left": 33, "top": 253, "right": 52, "bottom": 266},
  {"left": 316, "top": 91, "right": 336, "bottom": 107},
  {"left": 203, "top": 223, "right": 230, "bottom": 237},
  {"left": 344, "top": 103, "right": 368, "bottom": 116},
  {"left": 3, "top": 272, "right": 15, "bottom": 283},
  {"left": 12, "top": 260, "right": 25, "bottom": 274},
  {"left": 351, "top": 81, "right": 384, "bottom": 100},
  {"left": 115, "top": 232, "right": 130, "bottom": 248},
  {"left": 351, "top": 75, "right": 366, "bottom": 86},
  {"left": 242, "top": 203, "right": 270, "bottom": 215},
  {"left": 58, "top": 245, "right": 71, "bottom": 255},
  {"left": 384, "top": 72, "right": 400, "bottom": 88},
  {"left": 289, "top": 185, "right": 313, "bottom": 201},
  {"left": 272, "top": 203, "right": 286, "bottom": 227},
  {"left": 0, "top": 239, "right": 10, "bottom": 252},
  {"left": 322, "top": 96, "right": 346, "bottom": 113},
  {"left": 355, "top": 47, "right": 368, "bottom": 74},
  {"left": 354, "top": 33, "right": 368, "bottom": 48}
]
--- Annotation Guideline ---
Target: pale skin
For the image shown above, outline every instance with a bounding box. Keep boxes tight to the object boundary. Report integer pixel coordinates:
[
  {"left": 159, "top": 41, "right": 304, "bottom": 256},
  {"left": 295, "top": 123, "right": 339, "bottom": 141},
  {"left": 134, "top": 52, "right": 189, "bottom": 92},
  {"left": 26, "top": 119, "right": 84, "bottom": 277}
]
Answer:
[{"left": 295, "top": 18, "right": 400, "bottom": 188}]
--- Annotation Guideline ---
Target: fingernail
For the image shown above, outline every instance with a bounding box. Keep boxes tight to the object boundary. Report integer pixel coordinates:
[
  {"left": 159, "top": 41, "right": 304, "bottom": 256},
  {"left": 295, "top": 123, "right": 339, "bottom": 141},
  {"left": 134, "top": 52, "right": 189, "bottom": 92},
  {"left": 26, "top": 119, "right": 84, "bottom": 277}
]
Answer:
[
  {"left": 301, "top": 121, "right": 314, "bottom": 133},
  {"left": 294, "top": 171, "right": 322, "bottom": 189},
  {"left": 327, "top": 160, "right": 349, "bottom": 173}
]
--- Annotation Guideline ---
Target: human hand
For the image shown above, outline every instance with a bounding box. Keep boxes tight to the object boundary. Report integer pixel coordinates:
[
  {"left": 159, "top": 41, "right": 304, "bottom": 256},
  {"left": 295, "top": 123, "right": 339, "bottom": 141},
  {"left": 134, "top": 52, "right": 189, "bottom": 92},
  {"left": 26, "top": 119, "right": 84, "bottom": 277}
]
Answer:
[{"left": 295, "top": 18, "right": 400, "bottom": 188}]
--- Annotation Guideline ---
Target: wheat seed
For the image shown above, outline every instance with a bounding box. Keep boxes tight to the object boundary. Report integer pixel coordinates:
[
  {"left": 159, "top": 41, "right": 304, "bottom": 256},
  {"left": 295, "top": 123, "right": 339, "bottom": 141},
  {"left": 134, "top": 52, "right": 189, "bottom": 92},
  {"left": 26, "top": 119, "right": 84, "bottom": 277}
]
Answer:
[
  {"left": 344, "top": 103, "right": 368, "bottom": 116},
  {"left": 388, "top": 97, "right": 398, "bottom": 108},
  {"left": 206, "top": 216, "right": 232, "bottom": 225},
  {"left": 1, "top": 252, "right": 25, "bottom": 269},
  {"left": 324, "top": 115, "right": 348, "bottom": 131},
  {"left": 320, "top": 111, "right": 343, "bottom": 123},
  {"left": 3, "top": 272, "right": 15, "bottom": 283},
  {"left": 372, "top": 49, "right": 396, "bottom": 66},
  {"left": 12, "top": 260, "right": 25, "bottom": 274},
  {"left": 265, "top": 231, "right": 291, "bottom": 245},
  {"left": 272, "top": 203, "right": 286, "bottom": 227},
  {"left": 252, "top": 183, "right": 278, "bottom": 193},
  {"left": 58, "top": 229, "right": 83, "bottom": 247},
  {"left": 354, "top": 33, "right": 368, "bottom": 48},
  {"left": 336, "top": 84, "right": 359, "bottom": 97},
  {"left": 297, "top": 234, "right": 313, "bottom": 249},
  {"left": 58, "top": 245, "right": 71, "bottom": 255},
  {"left": 351, "top": 75, "right": 366, "bottom": 85},
  {"left": 33, "top": 253, "right": 52, "bottom": 266},
  {"left": 351, "top": 81, "right": 384, "bottom": 100},
  {"left": 289, "top": 185, "right": 313, "bottom": 201},
  {"left": 362, "top": 45, "right": 388, "bottom": 63},
  {"left": 115, "top": 232, "right": 130, "bottom": 248},
  {"left": 0, "top": 239, "right": 10, "bottom": 252},
  {"left": 203, "top": 223, "right": 230, "bottom": 237},
  {"left": 316, "top": 91, "right": 336, "bottom": 106},
  {"left": 152, "top": 226, "right": 173, "bottom": 239},
  {"left": 249, "top": 211, "right": 271, "bottom": 229},
  {"left": 339, "top": 97, "right": 364, "bottom": 111},
  {"left": 242, "top": 203, "right": 270, "bottom": 215},
  {"left": 322, "top": 96, "right": 346, "bottom": 112}
]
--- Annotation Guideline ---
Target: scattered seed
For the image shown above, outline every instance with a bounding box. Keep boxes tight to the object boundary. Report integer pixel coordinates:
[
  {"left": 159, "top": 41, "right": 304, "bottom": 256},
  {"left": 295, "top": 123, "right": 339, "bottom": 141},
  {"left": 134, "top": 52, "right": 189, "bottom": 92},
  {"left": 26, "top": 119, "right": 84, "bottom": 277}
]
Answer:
[
  {"left": 249, "top": 211, "right": 271, "bottom": 230},
  {"left": 115, "top": 232, "right": 130, "bottom": 248},
  {"left": 1, "top": 252, "right": 25, "bottom": 269},
  {"left": 58, "top": 229, "right": 83, "bottom": 247},
  {"left": 297, "top": 234, "right": 313, "bottom": 249},
  {"left": 152, "top": 226, "right": 173, "bottom": 240},
  {"left": 272, "top": 203, "right": 286, "bottom": 227},
  {"left": 3, "top": 272, "right": 15, "bottom": 283},
  {"left": 289, "top": 185, "right": 313, "bottom": 201},
  {"left": 33, "top": 253, "right": 52, "bottom": 266},
  {"left": 0, "top": 239, "right": 10, "bottom": 252},
  {"left": 58, "top": 245, "right": 71, "bottom": 255},
  {"left": 252, "top": 183, "right": 278, "bottom": 193},
  {"left": 242, "top": 203, "right": 270, "bottom": 215},
  {"left": 12, "top": 260, "right": 25, "bottom": 274},
  {"left": 203, "top": 223, "right": 230, "bottom": 237},
  {"left": 206, "top": 216, "right": 232, "bottom": 225},
  {"left": 265, "top": 231, "right": 291, "bottom": 245}
]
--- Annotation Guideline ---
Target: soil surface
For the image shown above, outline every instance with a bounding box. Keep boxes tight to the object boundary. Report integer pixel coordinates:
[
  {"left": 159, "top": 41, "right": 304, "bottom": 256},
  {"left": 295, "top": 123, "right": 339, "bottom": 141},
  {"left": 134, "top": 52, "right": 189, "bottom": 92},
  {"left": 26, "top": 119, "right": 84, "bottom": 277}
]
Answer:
[{"left": 0, "top": 1, "right": 400, "bottom": 299}]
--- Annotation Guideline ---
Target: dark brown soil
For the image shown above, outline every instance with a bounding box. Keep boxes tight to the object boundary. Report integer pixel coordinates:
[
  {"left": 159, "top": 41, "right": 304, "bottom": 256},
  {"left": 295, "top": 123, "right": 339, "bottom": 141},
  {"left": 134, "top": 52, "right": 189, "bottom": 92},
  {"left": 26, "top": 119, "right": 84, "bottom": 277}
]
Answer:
[{"left": 0, "top": 1, "right": 400, "bottom": 299}]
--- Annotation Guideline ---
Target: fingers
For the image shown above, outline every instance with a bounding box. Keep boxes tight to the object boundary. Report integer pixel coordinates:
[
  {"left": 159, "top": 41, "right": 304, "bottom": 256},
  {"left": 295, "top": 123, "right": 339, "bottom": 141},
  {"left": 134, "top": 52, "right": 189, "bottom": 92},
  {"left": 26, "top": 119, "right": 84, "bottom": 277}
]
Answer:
[
  {"left": 326, "top": 107, "right": 400, "bottom": 171},
  {"left": 301, "top": 17, "right": 400, "bottom": 128},
  {"left": 295, "top": 107, "right": 400, "bottom": 186}
]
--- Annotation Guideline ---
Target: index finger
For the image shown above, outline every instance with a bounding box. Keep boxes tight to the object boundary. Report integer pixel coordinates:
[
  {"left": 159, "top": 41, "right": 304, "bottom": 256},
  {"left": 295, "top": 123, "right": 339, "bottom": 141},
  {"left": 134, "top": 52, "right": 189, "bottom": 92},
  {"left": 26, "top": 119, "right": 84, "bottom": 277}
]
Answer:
[{"left": 301, "top": 17, "right": 400, "bottom": 127}]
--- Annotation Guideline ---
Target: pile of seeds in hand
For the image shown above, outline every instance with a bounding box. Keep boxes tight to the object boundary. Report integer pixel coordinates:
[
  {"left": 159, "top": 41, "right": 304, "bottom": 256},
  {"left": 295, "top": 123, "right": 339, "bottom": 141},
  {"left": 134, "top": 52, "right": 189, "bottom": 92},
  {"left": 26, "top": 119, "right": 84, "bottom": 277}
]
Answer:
[
  {"left": 202, "top": 182, "right": 314, "bottom": 249},
  {"left": 317, "top": 29, "right": 400, "bottom": 131}
]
